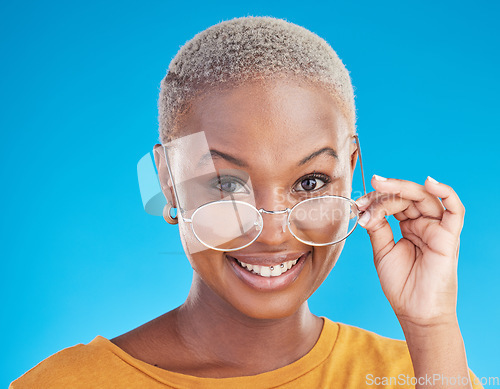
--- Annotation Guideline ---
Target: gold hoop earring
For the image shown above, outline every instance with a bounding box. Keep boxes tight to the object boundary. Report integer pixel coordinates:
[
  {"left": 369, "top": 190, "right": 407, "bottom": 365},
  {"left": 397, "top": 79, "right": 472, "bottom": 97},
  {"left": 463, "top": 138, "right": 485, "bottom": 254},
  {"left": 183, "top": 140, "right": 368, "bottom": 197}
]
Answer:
[{"left": 163, "top": 203, "right": 178, "bottom": 225}]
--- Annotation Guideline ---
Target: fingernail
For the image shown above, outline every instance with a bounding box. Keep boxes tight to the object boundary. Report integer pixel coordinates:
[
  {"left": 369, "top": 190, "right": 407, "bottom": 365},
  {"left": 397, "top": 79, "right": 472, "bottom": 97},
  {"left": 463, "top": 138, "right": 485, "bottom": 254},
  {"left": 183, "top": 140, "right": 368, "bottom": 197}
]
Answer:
[
  {"left": 427, "top": 176, "right": 439, "bottom": 184},
  {"left": 358, "top": 211, "right": 371, "bottom": 227},
  {"left": 373, "top": 174, "right": 387, "bottom": 182},
  {"left": 355, "top": 196, "right": 370, "bottom": 207}
]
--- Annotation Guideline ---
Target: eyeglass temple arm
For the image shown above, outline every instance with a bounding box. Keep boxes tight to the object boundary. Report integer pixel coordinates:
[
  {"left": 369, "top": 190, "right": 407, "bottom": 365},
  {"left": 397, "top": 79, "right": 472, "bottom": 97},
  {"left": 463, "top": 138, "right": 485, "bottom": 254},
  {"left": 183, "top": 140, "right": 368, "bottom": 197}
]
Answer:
[
  {"left": 161, "top": 145, "right": 186, "bottom": 219},
  {"left": 354, "top": 134, "right": 367, "bottom": 196}
]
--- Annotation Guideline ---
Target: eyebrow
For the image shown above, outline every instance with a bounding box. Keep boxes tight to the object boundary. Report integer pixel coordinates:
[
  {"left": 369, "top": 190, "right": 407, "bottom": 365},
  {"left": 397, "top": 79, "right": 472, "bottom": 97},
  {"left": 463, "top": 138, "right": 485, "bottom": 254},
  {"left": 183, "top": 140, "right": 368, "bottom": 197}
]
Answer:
[
  {"left": 198, "top": 150, "right": 249, "bottom": 167},
  {"left": 298, "top": 147, "right": 338, "bottom": 165},
  {"left": 197, "top": 147, "right": 338, "bottom": 168}
]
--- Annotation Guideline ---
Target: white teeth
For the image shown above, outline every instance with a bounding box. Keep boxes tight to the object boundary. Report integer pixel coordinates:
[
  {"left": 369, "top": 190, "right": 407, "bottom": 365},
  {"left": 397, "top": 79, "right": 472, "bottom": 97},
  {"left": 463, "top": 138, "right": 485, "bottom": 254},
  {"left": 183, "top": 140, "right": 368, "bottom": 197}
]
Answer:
[
  {"left": 260, "top": 266, "right": 271, "bottom": 277},
  {"left": 270, "top": 266, "right": 281, "bottom": 277},
  {"left": 235, "top": 257, "right": 301, "bottom": 277}
]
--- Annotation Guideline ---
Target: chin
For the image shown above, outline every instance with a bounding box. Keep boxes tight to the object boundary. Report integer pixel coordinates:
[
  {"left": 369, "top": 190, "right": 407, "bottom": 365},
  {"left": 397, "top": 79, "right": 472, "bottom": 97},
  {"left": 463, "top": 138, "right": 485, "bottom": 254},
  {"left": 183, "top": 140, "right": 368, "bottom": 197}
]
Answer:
[{"left": 233, "top": 292, "right": 311, "bottom": 320}]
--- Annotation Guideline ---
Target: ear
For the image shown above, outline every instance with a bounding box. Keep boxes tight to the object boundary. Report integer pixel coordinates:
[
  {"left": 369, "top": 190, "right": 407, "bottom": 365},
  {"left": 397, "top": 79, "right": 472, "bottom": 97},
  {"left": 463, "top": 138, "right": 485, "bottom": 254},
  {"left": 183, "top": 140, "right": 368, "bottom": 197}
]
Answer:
[
  {"left": 153, "top": 143, "right": 177, "bottom": 208},
  {"left": 350, "top": 136, "right": 358, "bottom": 181}
]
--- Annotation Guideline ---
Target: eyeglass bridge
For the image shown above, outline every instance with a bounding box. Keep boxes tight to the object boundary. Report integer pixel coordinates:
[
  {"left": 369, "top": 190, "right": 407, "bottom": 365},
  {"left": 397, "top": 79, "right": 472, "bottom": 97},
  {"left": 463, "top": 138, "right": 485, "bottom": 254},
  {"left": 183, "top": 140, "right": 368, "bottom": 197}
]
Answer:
[{"left": 258, "top": 208, "right": 290, "bottom": 215}]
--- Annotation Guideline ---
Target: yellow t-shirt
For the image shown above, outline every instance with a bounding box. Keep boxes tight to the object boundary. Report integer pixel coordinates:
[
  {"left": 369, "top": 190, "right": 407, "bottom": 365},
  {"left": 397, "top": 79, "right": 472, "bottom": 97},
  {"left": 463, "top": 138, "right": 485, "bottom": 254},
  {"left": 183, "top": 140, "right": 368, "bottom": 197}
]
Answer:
[{"left": 10, "top": 318, "right": 483, "bottom": 388}]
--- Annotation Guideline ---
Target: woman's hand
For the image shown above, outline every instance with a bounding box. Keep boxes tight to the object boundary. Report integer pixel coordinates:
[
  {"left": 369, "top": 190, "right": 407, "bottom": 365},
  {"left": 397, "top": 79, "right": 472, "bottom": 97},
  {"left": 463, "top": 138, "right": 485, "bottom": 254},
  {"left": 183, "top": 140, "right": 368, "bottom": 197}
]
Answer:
[
  {"left": 355, "top": 175, "right": 465, "bottom": 327},
  {"left": 356, "top": 175, "right": 475, "bottom": 388}
]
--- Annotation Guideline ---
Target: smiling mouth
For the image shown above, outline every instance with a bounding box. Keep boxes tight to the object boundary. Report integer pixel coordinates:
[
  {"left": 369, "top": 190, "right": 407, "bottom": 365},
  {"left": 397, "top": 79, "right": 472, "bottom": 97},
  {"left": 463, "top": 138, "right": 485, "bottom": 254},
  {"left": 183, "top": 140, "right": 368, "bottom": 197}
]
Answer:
[{"left": 230, "top": 256, "right": 302, "bottom": 277}]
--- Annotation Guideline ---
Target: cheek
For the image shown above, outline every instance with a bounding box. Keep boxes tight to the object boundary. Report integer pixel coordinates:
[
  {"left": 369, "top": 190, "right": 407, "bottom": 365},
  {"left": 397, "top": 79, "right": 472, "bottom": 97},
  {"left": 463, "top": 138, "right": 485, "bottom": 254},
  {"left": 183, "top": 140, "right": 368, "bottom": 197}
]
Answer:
[
  {"left": 332, "top": 178, "right": 352, "bottom": 198},
  {"left": 178, "top": 221, "right": 209, "bottom": 257},
  {"left": 178, "top": 223, "right": 222, "bottom": 281},
  {"left": 188, "top": 251, "right": 217, "bottom": 274},
  {"left": 313, "top": 242, "right": 344, "bottom": 281},
  {"left": 178, "top": 221, "right": 225, "bottom": 276}
]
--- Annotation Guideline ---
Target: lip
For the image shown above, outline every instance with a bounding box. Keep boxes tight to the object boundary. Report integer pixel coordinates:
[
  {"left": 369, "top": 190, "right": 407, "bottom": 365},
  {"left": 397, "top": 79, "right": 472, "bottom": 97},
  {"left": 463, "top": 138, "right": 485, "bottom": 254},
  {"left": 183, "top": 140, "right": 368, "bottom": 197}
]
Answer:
[{"left": 227, "top": 251, "right": 310, "bottom": 292}]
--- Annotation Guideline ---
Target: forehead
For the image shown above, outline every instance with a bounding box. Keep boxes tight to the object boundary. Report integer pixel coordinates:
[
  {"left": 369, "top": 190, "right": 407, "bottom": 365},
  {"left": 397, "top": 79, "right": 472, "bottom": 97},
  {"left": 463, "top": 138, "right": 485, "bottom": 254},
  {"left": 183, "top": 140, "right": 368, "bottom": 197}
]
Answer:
[{"left": 177, "top": 79, "right": 350, "bottom": 167}]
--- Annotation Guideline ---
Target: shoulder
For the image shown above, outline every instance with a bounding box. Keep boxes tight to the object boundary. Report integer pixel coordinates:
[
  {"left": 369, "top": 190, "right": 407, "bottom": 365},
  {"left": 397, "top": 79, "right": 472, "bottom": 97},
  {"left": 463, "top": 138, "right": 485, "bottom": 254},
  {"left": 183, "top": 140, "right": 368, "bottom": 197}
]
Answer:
[{"left": 10, "top": 336, "right": 118, "bottom": 388}]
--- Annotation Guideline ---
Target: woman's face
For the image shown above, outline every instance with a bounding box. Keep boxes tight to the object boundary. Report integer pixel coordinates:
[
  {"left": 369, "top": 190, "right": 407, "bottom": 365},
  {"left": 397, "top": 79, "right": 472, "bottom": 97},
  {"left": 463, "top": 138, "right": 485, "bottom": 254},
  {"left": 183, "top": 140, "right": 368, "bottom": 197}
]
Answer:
[{"left": 157, "top": 78, "right": 358, "bottom": 320}]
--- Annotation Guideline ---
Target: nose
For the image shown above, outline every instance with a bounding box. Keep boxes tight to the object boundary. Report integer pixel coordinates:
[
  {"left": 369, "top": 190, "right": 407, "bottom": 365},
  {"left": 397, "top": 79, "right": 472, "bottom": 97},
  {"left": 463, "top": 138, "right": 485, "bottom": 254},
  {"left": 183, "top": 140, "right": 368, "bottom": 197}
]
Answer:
[
  {"left": 255, "top": 211, "right": 291, "bottom": 246},
  {"left": 254, "top": 191, "right": 293, "bottom": 246}
]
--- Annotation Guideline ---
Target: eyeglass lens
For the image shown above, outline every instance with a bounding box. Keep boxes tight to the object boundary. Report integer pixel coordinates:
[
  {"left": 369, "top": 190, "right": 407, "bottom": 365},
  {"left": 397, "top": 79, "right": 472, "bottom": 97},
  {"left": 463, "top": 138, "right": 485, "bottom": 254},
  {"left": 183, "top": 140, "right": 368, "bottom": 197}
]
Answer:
[
  {"left": 191, "top": 197, "right": 359, "bottom": 250},
  {"left": 191, "top": 201, "right": 262, "bottom": 251}
]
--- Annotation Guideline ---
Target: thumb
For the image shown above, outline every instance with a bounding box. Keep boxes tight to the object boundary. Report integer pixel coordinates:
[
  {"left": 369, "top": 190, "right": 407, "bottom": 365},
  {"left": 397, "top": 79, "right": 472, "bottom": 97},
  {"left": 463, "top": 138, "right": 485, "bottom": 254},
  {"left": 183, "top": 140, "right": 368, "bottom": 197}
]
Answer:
[{"left": 359, "top": 211, "right": 396, "bottom": 267}]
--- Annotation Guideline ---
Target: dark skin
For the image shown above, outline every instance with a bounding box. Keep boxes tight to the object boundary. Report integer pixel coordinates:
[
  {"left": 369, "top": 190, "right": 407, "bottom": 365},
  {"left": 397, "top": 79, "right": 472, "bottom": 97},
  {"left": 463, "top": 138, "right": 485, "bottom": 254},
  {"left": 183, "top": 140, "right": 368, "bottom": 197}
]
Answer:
[
  {"left": 112, "top": 78, "right": 356, "bottom": 377},
  {"left": 113, "top": 78, "right": 472, "bottom": 387}
]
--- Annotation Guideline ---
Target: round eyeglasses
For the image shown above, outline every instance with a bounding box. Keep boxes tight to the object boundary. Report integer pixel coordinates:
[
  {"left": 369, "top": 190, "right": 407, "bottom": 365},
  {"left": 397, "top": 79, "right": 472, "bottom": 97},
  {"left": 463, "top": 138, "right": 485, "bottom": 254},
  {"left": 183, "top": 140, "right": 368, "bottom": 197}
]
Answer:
[
  {"left": 154, "top": 133, "right": 367, "bottom": 252},
  {"left": 182, "top": 195, "right": 361, "bottom": 251}
]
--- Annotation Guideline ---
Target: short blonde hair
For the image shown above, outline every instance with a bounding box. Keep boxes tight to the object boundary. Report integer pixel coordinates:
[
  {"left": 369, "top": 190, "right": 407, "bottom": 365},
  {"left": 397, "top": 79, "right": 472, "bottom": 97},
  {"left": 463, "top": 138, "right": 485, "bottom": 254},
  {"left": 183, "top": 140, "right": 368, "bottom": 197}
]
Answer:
[{"left": 158, "top": 16, "right": 356, "bottom": 143}]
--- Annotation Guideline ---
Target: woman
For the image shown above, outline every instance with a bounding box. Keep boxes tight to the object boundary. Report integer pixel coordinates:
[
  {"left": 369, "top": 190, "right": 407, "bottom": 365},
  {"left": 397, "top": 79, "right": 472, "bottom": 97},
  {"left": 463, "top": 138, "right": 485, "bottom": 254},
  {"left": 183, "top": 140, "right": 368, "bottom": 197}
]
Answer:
[{"left": 10, "top": 16, "right": 482, "bottom": 388}]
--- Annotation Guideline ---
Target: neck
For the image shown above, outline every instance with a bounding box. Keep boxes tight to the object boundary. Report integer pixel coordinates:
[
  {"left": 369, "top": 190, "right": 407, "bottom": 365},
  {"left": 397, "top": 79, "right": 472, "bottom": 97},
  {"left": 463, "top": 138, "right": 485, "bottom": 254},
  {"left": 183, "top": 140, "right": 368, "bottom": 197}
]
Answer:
[{"left": 171, "top": 276, "right": 323, "bottom": 377}]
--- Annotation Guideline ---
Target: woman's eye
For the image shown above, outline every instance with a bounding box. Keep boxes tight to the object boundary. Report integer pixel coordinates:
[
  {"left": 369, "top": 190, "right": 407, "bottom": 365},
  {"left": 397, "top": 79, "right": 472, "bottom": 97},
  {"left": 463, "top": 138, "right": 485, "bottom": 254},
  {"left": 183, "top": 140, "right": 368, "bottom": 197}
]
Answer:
[
  {"left": 294, "top": 174, "right": 330, "bottom": 192},
  {"left": 213, "top": 177, "right": 249, "bottom": 194}
]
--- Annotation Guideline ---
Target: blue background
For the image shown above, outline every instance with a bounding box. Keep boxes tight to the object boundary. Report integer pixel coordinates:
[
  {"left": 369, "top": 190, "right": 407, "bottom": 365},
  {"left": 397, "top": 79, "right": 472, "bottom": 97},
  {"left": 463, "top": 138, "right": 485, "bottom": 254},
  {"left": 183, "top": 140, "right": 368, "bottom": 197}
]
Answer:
[{"left": 2, "top": 0, "right": 499, "bottom": 386}]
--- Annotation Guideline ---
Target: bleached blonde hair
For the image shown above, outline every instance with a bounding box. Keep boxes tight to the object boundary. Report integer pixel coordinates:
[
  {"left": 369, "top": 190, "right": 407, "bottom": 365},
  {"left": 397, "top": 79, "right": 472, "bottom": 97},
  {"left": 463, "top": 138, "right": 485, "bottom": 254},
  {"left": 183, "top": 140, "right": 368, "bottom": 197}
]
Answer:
[{"left": 158, "top": 16, "right": 356, "bottom": 143}]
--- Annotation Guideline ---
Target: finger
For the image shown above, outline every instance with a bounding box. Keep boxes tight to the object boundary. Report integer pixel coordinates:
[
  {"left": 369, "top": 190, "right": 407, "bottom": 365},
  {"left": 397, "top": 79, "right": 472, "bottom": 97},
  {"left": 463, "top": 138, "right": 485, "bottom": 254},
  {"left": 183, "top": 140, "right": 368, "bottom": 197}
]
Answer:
[
  {"left": 424, "top": 177, "right": 465, "bottom": 236},
  {"left": 394, "top": 211, "right": 410, "bottom": 222},
  {"left": 358, "top": 193, "right": 412, "bottom": 230},
  {"left": 355, "top": 191, "right": 379, "bottom": 211},
  {"left": 401, "top": 217, "right": 457, "bottom": 258},
  {"left": 363, "top": 215, "right": 396, "bottom": 267},
  {"left": 371, "top": 175, "right": 445, "bottom": 219},
  {"left": 394, "top": 202, "right": 422, "bottom": 222},
  {"left": 400, "top": 220, "right": 426, "bottom": 249},
  {"left": 356, "top": 191, "right": 421, "bottom": 222}
]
